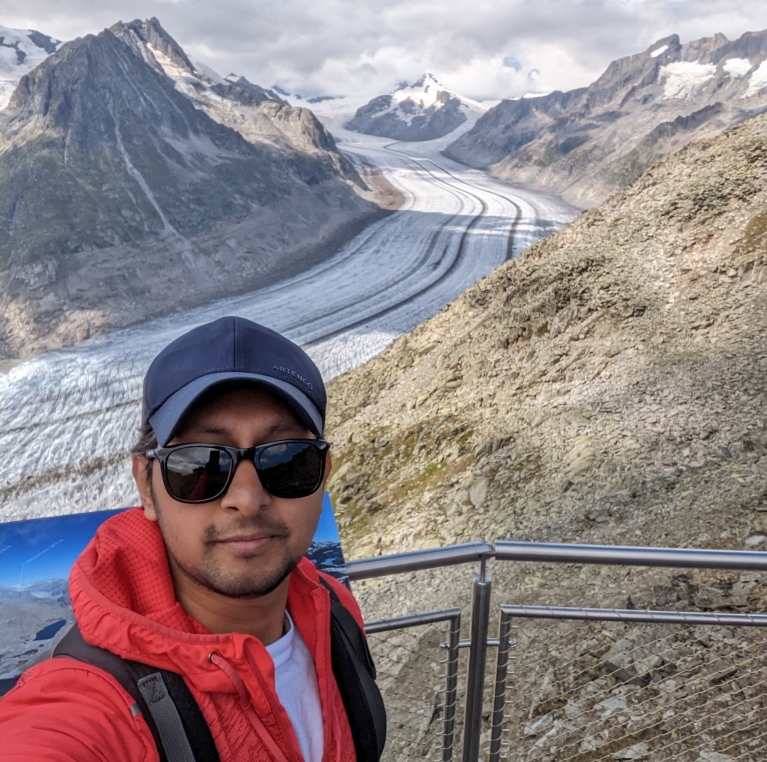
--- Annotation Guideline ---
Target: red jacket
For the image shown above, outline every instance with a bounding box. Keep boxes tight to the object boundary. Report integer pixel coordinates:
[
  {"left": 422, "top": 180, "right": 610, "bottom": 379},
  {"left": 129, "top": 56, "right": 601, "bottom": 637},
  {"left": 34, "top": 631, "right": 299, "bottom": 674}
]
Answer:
[{"left": 0, "top": 508, "right": 363, "bottom": 762}]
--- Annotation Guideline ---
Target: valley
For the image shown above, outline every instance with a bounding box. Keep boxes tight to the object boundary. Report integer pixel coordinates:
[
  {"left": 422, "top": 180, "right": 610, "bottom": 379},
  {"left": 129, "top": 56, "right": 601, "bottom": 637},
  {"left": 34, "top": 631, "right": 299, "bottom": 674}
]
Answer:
[{"left": 0, "top": 122, "right": 575, "bottom": 523}]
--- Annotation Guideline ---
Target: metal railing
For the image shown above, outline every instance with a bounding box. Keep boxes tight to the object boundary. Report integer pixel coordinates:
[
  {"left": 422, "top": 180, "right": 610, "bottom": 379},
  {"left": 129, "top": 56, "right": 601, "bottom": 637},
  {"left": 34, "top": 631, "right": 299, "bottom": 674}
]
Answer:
[
  {"left": 365, "top": 608, "right": 462, "bottom": 761},
  {"left": 348, "top": 540, "right": 767, "bottom": 762}
]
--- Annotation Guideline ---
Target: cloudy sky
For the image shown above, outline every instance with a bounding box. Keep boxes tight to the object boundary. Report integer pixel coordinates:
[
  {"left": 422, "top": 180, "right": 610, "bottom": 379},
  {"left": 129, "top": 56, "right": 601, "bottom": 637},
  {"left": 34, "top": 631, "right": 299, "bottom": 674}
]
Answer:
[{"left": 4, "top": 0, "right": 767, "bottom": 101}]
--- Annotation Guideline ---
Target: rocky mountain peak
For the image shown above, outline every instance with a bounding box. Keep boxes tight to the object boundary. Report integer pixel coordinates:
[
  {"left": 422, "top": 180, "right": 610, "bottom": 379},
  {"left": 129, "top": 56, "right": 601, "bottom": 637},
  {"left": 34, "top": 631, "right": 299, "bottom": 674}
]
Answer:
[
  {"left": 410, "top": 73, "right": 441, "bottom": 89},
  {"left": 218, "top": 73, "right": 287, "bottom": 107},
  {"left": 646, "top": 34, "right": 681, "bottom": 57},
  {"left": 108, "top": 17, "right": 288, "bottom": 112},
  {"left": 0, "top": 17, "right": 377, "bottom": 359},
  {"left": 6, "top": 29, "right": 210, "bottom": 145},
  {"left": 109, "top": 17, "right": 195, "bottom": 77}
]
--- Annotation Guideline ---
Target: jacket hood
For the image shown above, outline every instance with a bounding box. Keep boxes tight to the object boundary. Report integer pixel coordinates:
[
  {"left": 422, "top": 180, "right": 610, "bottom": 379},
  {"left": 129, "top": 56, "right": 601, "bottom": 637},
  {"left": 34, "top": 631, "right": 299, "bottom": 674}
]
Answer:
[{"left": 70, "top": 507, "right": 327, "bottom": 696}]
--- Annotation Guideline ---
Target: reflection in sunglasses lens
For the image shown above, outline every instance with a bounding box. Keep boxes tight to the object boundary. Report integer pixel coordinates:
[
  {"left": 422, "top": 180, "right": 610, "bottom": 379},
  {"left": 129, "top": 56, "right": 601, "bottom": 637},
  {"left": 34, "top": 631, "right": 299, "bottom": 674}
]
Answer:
[
  {"left": 167, "top": 447, "right": 232, "bottom": 501},
  {"left": 258, "top": 442, "right": 322, "bottom": 498}
]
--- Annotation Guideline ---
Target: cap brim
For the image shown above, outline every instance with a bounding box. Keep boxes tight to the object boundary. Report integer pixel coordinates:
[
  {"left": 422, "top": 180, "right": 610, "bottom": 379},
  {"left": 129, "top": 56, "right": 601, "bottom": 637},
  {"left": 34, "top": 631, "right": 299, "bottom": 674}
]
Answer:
[{"left": 149, "top": 372, "right": 324, "bottom": 446}]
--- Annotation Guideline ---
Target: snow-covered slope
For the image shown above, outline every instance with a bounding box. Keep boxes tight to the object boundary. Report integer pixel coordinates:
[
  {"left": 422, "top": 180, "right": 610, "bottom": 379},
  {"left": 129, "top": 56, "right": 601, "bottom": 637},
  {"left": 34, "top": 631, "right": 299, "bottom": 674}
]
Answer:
[
  {"left": 346, "top": 74, "right": 486, "bottom": 141},
  {"left": 0, "top": 26, "right": 60, "bottom": 109}
]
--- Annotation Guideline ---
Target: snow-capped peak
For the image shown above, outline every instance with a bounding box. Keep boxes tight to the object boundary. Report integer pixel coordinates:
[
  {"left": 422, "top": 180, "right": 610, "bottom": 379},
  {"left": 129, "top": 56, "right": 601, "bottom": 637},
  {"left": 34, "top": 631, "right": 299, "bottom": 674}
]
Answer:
[
  {"left": 346, "top": 73, "right": 487, "bottom": 141},
  {"left": 392, "top": 73, "right": 445, "bottom": 109},
  {"left": 0, "top": 26, "right": 62, "bottom": 109},
  {"left": 390, "top": 73, "right": 484, "bottom": 113}
]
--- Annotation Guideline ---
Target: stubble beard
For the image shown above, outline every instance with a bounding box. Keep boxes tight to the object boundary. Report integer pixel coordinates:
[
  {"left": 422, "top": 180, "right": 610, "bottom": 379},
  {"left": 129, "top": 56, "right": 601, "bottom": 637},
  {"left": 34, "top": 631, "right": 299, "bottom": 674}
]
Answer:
[
  {"left": 152, "top": 484, "right": 302, "bottom": 599},
  {"left": 168, "top": 540, "right": 303, "bottom": 599}
]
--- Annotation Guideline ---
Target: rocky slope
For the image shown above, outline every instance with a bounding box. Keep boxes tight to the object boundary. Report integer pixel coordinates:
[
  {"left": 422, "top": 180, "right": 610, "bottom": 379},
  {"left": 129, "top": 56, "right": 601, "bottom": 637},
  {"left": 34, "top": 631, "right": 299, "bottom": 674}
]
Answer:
[
  {"left": 346, "top": 74, "right": 485, "bottom": 141},
  {"left": 329, "top": 110, "right": 767, "bottom": 760},
  {"left": 0, "top": 20, "right": 382, "bottom": 361},
  {"left": 446, "top": 29, "right": 767, "bottom": 207}
]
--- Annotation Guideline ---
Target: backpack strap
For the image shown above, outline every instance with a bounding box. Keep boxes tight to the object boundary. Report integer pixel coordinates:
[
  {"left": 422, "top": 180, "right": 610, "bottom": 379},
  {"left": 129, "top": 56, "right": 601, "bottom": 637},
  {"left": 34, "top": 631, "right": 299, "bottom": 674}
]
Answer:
[
  {"left": 320, "top": 577, "right": 387, "bottom": 762},
  {"left": 53, "top": 625, "right": 220, "bottom": 762}
]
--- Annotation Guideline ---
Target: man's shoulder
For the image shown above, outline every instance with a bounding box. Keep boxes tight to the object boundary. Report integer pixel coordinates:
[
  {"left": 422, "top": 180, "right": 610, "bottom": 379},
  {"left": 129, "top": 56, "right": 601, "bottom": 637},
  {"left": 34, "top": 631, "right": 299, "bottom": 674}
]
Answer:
[
  {"left": 293, "top": 558, "right": 366, "bottom": 630},
  {"left": 6, "top": 656, "right": 132, "bottom": 702},
  {"left": 0, "top": 657, "right": 157, "bottom": 760},
  {"left": 318, "top": 570, "right": 366, "bottom": 631}
]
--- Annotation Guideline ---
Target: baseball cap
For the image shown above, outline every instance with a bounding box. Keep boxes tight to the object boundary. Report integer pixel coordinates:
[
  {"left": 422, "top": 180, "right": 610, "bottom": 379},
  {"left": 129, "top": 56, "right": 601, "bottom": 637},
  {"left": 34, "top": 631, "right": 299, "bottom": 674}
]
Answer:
[{"left": 142, "top": 316, "right": 326, "bottom": 446}]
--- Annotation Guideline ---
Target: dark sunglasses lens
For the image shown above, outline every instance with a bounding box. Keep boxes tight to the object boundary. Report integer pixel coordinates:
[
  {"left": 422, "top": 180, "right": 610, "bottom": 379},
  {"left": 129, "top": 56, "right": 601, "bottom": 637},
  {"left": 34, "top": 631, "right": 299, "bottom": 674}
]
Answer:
[
  {"left": 164, "top": 447, "right": 232, "bottom": 502},
  {"left": 257, "top": 441, "right": 325, "bottom": 498}
]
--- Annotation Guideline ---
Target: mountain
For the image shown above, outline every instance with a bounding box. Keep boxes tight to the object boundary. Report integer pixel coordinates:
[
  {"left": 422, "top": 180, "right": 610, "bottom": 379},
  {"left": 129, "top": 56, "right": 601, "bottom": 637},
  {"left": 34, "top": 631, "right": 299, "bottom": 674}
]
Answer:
[
  {"left": 329, "top": 106, "right": 767, "bottom": 760},
  {"left": 0, "top": 579, "right": 69, "bottom": 602},
  {"left": 0, "top": 20, "right": 383, "bottom": 361},
  {"left": 345, "top": 74, "right": 485, "bottom": 141},
  {"left": 0, "top": 26, "right": 60, "bottom": 109},
  {"left": 108, "top": 19, "right": 359, "bottom": 184},
  {"left": 445, "top": 30, "right": 767, "bottom": 207}
]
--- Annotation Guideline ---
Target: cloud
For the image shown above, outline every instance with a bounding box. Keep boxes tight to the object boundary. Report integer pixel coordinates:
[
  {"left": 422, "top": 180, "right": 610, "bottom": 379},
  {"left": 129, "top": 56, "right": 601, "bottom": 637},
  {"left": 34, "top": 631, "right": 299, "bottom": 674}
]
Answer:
[{"left": 3, "top": 0, "right": 767, "bottom": 101}]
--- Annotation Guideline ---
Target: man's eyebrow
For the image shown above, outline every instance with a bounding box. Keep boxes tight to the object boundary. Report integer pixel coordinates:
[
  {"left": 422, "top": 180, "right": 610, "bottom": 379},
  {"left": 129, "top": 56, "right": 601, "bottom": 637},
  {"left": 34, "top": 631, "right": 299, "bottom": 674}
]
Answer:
[
  {"left": 185, "top": 422, "right": 298, "bottom": 437},
  {"left": 187, "top": 425, "right": 231, "bottom": 437}
]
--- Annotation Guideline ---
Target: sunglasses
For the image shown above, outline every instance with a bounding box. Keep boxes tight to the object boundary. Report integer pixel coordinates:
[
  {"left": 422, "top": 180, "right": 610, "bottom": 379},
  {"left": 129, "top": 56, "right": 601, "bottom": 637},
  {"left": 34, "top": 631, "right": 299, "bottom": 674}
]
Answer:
[{"left": 146, "top": 439, "right": 330, "bottom": 503}]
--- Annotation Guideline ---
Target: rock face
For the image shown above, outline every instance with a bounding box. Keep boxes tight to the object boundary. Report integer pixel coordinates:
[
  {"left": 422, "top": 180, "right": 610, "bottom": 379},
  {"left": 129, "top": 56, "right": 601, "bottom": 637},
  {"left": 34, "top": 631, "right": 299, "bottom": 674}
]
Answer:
[
  {"left": 1, "top": 29, "right": 285, "bottom": 260},
  {"left": 346, "top": 74, "right": 483, "bottom": 141},
  {"left": 445, "top": 29, "right": 767, "bottom": 207},
  {"left": 0, "top": 20, "right": 382, "bottom": 360},
  {"left": 332, "top": 104, "right": 767, "bottom": 762}
]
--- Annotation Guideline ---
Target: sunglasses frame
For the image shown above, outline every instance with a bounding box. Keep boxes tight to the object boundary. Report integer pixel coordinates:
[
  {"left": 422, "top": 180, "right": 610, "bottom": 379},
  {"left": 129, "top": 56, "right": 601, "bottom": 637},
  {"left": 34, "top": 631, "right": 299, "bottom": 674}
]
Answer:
[{"left": 146, "top": 438, "right": 330, "bottom": 503}]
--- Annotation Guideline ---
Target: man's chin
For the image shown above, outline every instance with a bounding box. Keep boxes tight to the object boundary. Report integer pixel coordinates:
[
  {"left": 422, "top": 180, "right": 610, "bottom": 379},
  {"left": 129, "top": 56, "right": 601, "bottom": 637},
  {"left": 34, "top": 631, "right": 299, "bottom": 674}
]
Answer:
[{"left": 202, "top": 557, "right": 300, "bottom": 599}]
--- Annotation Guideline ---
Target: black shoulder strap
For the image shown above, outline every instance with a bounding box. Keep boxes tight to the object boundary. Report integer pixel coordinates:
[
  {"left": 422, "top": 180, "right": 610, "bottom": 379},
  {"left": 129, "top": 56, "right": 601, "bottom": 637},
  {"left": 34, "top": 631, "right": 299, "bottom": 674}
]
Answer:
[
  {"left": 320, "top": 577, "right": 387, "bottom": 762},
  {"left": 53, "top": 625, "right": 220, "bottom": 762}
]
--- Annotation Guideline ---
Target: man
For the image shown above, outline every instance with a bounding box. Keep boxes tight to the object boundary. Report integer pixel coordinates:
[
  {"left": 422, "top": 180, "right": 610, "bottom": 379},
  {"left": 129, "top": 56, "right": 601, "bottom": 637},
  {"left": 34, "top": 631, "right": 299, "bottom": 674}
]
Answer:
[{"left": 0, "top": 316, "right": 381, "bottom": 762}]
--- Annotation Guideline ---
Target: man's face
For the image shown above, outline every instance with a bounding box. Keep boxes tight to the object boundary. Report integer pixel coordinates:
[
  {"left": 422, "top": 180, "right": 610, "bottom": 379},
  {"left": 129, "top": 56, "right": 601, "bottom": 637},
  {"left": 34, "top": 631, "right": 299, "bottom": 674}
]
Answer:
[{"left": 133, "top": 386, "right": 330, "bottom": 599}]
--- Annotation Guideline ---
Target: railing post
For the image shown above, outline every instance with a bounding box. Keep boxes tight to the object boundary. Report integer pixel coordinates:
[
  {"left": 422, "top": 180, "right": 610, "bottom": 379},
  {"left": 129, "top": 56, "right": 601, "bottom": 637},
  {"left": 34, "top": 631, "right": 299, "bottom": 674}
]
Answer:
[
  {"left": 488, "top": 610, "right": 514, "bottom": 762},
  {"left": 462, "top": 562, "right": 492, "bottom": 762}
]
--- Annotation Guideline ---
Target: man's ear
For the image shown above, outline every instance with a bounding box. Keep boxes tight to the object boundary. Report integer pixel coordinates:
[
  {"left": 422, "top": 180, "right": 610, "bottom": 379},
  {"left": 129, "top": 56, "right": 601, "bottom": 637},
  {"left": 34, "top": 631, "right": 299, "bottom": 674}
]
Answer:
[
  {"left": 323, "top": 451, "right": 333, "bottom": 484},
  {"left": 132, "top": 455, "right": 158, "bottom": 522}
]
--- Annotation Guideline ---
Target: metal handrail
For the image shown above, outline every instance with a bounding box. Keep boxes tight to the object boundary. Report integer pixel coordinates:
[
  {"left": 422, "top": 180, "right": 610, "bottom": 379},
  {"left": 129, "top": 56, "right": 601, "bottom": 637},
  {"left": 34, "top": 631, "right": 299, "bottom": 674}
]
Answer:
[
  {"left": 347, "top": 541, "right": 493, "bottom": 580},
  {"left": 347, "top": 539, "right": 767, "bottom": 580},
  {"left": 493, "top": 540, "right": 767, "bottom": 570},
  {"left": 500, "top": 604, "right": 767, "bottom": 627}
]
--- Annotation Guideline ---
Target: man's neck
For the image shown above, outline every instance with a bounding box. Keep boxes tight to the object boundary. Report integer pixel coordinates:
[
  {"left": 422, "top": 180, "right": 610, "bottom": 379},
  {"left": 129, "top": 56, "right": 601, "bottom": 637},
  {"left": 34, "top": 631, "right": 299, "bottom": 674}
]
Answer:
[{"left": 169, "top": 565, "right": 290, "bottom": 645}]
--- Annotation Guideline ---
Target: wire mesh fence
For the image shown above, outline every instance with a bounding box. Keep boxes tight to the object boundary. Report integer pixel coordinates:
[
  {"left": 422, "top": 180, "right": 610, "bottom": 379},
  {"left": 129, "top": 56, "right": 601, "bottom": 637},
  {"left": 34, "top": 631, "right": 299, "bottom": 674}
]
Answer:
[
  {"left": 490, "top": 608, "right": 767, "bottom": 762},
  {"left": 365, "top": 608, "right": 464, "bottom": 761}
]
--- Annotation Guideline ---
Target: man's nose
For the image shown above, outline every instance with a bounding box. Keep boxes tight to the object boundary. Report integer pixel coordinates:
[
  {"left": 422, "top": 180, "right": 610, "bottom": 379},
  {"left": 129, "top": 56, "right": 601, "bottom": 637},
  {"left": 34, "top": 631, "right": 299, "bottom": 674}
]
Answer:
[{"left": 220, "top": 458, "right": 270, "bottom": 513}]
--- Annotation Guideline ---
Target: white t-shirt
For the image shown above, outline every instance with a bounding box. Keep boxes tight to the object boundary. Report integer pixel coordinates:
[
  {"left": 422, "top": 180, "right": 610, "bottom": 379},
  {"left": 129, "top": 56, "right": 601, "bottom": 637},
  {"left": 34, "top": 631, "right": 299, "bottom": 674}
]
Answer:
[{"left": 266, "top": 613, "right": 324, "bottom": 762}]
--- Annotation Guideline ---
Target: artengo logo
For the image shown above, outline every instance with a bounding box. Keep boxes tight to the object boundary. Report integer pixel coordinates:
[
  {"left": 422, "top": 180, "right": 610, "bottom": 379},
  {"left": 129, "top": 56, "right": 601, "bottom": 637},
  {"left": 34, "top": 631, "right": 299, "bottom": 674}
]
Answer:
[{"left": 273, "top": 364, "right": 314, "bottom": 389}]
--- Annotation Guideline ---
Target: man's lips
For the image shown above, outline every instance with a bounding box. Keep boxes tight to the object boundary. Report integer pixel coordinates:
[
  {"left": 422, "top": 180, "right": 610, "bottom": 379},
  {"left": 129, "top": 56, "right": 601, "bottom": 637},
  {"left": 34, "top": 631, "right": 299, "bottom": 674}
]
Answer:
[{"left": 216, "top": 533, "right": 285, "bottom": 553}]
